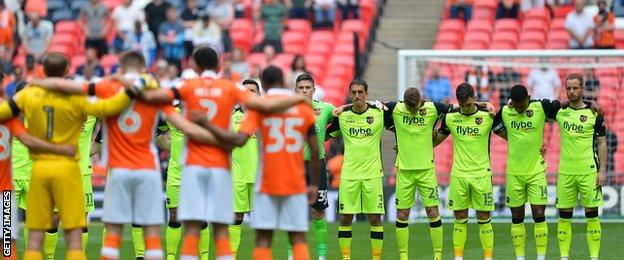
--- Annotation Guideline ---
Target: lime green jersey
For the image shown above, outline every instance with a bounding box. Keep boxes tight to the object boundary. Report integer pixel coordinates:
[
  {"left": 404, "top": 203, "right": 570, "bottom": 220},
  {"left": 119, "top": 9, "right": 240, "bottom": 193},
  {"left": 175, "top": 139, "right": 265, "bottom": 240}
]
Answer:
[
  {"left": 231, "top": 107, "right": 259, "bottom": 183},
  {"left": 327, "top": 104, "right": 387, "bottom": 180},
  {"left": 78, "top": 116, "right": 97, "bottom": 175},
  {"left": 386, "top": 101, "right": 451, "bottom": 170},
  {"left": 556, "top": 105, "right": 606, "bottom": 175},
  {"left": 439, "top": 108, "right": 494, "bottom": 178},
  {"left": 493, "top": 100, "right": 559, "bottom": 175},
  {"left": 166, "top": 118, "right": 185, "bottom": 186},
  {"left": 304, "top": 100, "right": 335, "bottom": 160},
  {"left": 11, "top": 137, "right": 32, "bottom": 180}
]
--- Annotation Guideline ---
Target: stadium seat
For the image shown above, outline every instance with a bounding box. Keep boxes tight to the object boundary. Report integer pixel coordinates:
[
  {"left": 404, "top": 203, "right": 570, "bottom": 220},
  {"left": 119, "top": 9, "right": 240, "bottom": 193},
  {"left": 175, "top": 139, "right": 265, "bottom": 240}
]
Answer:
[
  {"left": 525, "top": 8, "right": 550, "bottom": 23},
  {"left": 329, "top": 55, "right": 355, "bottom": 72},
  {"left": 304, "top": 54, "right": 328, "bottom": 68},
  {"left": 309, "top": 31, "right": 335, "bottom": 46},
  {"left": 433, "top": 42, "right": 460, "bottom": 50},
  {"left": 322, "top": 76, "right": 348, "bottom": 92},
  {"left": 489, "top": 41, "right": 515, "bottom": 50},
  {"left": 307, "top": 42, "right": 333, "bottom": 57},
  {"left": 273, "top": 53, "right": 295, "bottom": 68},
  {"left": 494, "top": 19, "right": 521, "bottom": 34},
  {"left": 55, "top": 21, "right": 80, "bottom": 36},
  {"left": 550, "top": 18, "right": 566, "bottom": 31},
  {"left": 462, "top": 31, "right": 491, "bottom": 47},
  {"left": 333, "top": 43, "right": 355, "bottom": 56},
  {"left": 307, "top": 64, "right": 326, "bottom": 80},
  {"left": 247, "top": 53, "right": 266, "bottom": 67},
  {"left": 615, "top": 30, "right": 624, "bottom": 49},
  {"left": 438, "top": 19, "right": 465, "bottom": 34},
  {"left": 230, "top": 19, "right": 253, "bottom": 35},
  {"left": 341, "top": 19, "right": 369, "bottom": 41},
  {"left": 466, "top": 19, "right": 493, "bottom": 34},
  {"left": 435, "top": 31, "right": 462, "bottom": 45},
  {"left": 283, "top": 44, "right": 306, "bottom": 55},
  {"left": 70, "top": 55, "right": 86, "bottom": 68},
  {"left": 281, "top": 31, "right": 307, "bottom": 54},
  {"left": 230, "top": 31, "right": 253, "bottom": 53},
  {"left": 472, "top": 8, "right": 495, "bottom": 20},
  {"left": 461, "top": 41, "right": 488, "bottom": 50},
  {"left": 473, "top": 0, "right": 498, "bottom": 11},
  {"left": 520, "top": 31, "right": 546, "bottom": 46},
  {"left": 517, "top": 42, "right": 544, "bottom": 49},
  {"left": 100, "top": 55, "right": 119, "bottom": 72},
  {"left": 491, "top": 31, "right": 518, "bottom": 45},
  {"left": 48, "top": 45, "right": 73, "bottom": 57},
  {"left": 286, "top": 19, "right": 311, "bottom": 36},
  {"left": 522, "top": 19, "right": 548, "bottom": 34},
  {"left": 553, "top": 5, "right": 574, "bottom": 18}
]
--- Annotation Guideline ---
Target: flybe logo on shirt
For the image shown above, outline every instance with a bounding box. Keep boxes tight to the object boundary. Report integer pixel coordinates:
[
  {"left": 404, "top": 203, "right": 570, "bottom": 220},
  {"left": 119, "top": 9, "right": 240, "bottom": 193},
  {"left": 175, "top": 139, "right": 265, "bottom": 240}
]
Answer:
[
  {"left": 563, "top": 121, "right": 584, "bottom": 133},
  {"left": 348, "top": 127, "right": 373, "bottom": 137},
  {"left": 402, "top": 116, "right": 426, "bottom": 126},
  {"left": 456, "top": 126, "right": 480, "bottom": 136},
  {"left": 510, "top": 121, "right": 535, "bottom": 131}
]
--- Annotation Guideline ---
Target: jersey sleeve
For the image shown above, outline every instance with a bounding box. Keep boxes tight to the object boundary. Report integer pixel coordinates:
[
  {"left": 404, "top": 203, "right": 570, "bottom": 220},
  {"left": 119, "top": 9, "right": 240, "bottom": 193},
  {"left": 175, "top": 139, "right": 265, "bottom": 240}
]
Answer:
[
  {"left": 594, "top": 113, "right": 607, "bottom": 137},
  {"left": 492, "top": 108, "right": 506, "bottom": 134},
  {"left": 541, "top": 99, "right": 561, "bottom": 120},
  {"left": 233, "top": 84, "right": 252, "bottom": 105},
  {"left": 0, "top": 100, "right": 18, "bottom": 121},
  {"left": 438, "top": 114, "right": 451, "bottom": 135},
  {"left": 77, "top": 89, "right": 134, "bottom": 117},
  {"left": 433, "top": 101, "right": 452, "bottom": 115},
  {"left": 384, "top": 102, "right": 396, "bottom": 130},
  {"left": 239, "top": 109, "right": 260, "bottom": 135},
  {"left": 6, "top": 117, "right": 26, "bottom": 136},
  {"left": 159, "top": 104, "right": 177, "bottom": 116},
  {"left": 326, "top": 116, "right": 341, "bottom": 138}
]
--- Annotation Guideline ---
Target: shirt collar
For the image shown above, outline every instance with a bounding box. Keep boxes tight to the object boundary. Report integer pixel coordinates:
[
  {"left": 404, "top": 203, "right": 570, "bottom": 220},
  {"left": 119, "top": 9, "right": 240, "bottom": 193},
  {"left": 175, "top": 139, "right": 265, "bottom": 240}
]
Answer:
[
  {"left": 200, "top": 70, "right": 218, "bottom": 79},
  {"left": 266, "top": 88, "right": 293, "bottom": 96}
]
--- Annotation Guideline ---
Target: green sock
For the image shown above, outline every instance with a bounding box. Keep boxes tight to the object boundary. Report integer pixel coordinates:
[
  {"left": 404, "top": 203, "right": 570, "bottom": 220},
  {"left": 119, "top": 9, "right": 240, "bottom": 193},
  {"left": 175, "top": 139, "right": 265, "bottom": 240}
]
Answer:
[
  {"left": 453, "top": 218, "right": 468, "bottom": 258},
  {"left": 82, "top": 230, "right": 89, "bottom": 252},
  {"left": 199, "top": 224, "right": 211, "bottom": 260},
  {"left": 428, "top": 216, "right": 443, "bottom": 260},
  {"left": 338, "top": 225, "right": 352, "bottom": 259},
  {"left": 586, "top": 217, "right": 601, "bottom": 258},
  {"left": 228, "top": 224, "right": 242, "bottom": 256},
  {"left": 313, "top": 218, "right": 328, "bottom": 257},
  {"left": 43, "top": 231, "right": 58, "bottom": 260},
  {"left": 510, "top": 222, "right": 526, "bottom": 257},
  {"left": 166, "top": 224, "right": 182, "bottom": 260},
  {"left": 534, "top": 221, "right": 548, "bottom": 257},
  {"left": 557, "top": 217, "right": 572, "bottom": 258},
  {"left": 131, "top": 226, "right": 145, "bottom": 257},
  {"left": 395, "top": 219, "right": 409, "bottom": 260},
  {"left": 478, "top": 219, "right": 494, "bottom": 259},
  {"left": 370, "top": 225, "right": 383, "bottom": 260}
]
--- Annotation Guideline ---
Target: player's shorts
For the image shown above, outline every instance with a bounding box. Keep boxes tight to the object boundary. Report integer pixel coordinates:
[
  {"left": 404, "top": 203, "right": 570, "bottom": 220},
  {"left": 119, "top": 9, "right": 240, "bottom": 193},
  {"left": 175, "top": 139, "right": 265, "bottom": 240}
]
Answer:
[
  {"left": 506, "top": 172, "right": 548, "bottom": 208},
  {"left": 166, "top": 184, "right": 180, "bottom": 209},
  {"left": 448, "top": 175, "right": 494, "bottom": 211},
  {"left": 251, "top": 192, "right": 309, "bottom": 232},
  {"left": 102, "top": 169, "right": 165, "bottom": 225},
  {"left": 178, "top": 166, "right": 233, "bottom": 224},
  {"left": 395, "top": 168, "right": 440, "bottom": 209},
  {"left": 338, "top": 177, "right": 385, "bottom": 214},
  {"left": 556, "top": 173, "right": 603, "bottom": 209},
  {"left": 82, "top": 174, "right": 94, "bottom": 213},
  {"left": 13, "top": 179, "right": 29, "bottom": 210},
  {"left": 1, "top": 191, "right": 18, "bottom": 240},
  {"left": 233, "top": 182, "right": 254, "bottom": 213},
  {"left": 305, "top": 160, "right": 329, "bottom": 211},
  {"left": 26, "top": 159, "right": 86, "bottom": 230}
]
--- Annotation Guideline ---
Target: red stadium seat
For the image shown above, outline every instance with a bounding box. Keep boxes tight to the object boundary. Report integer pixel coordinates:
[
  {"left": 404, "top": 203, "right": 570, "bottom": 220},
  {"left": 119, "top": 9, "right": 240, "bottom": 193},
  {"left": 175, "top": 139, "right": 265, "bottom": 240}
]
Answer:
[
  {"left": 436, "top": 31, "right": 462, "bottom": 45},
  {"left": 489, "top": 41, "right": 516, "bottom": 49},
  {"left": 286, "top": 19, "right": 311, "bottom": 36},
  {"left": 55, "top": 21, "right": 80, "bottom": 36},
  {"left": 462, "top": 41, "right": 488, "bottom": 50},
  {"left": 438, "top": 19, "right": 465, "bottom": 34},
  {"left": 281, "top": 31, "right": 307, "bottom": 53},
  {"left": 48, "top": 45, "right": 73, "bottom": 57},
  {"left": 230, "top": 31, "right": 253, "bottom": 53},
  {"left": 51, "top": 34, "right": 76, "bottom": 48},
  {"left": 329, "top": 55, "right": 355, "bottom": 71},
  {"left": 550, "top": 18, "right": 566, "bottom": 31},
  {"left": 472, "top": 8, "right": 494, "bottom": 20},
  {"left": 547, "top": 30, "right": 570, "bottom": 44},
  {"left": 474, "top": 0, "right": 497, "bottom": 11},
  {"left": 334, "top": 43, "right": 355, "bottom": 56},
  {"left": 433, "top": 42, "right": 460, "bottom": 50},
  {"left": 517, "top": 42, "right": 544, "bottom": 49},
  {"left": 553, "top": 5, "right": 574, "bottom": 18},
  {"left": 494, "top": 18, "right": 521, "bottom": 34},
  {"left": 522, "top": 19, "right": 548, "bottom": 34},
  {"left": 466, "top": 19, "right": 493, "bottom": 34},
  {"left": 273, "top": 53, "right": 295, "bottom": 69},
  {"left": 283, "top": 44, "right": 306, "bottom": 55},
  {"left": 100, "top": 54, "right": 119, "bottom": 71},
  {"left": 307, "top": 64, "right": 325, "bottom": 80},
  {"left": 247, "top": 53, "right": 266, "bottom": 67},
  {"left": 307, "top": 42, "right": 333, "bottom": 57},
  {"left": 309, "top": 31, "right": 335, "bottom": 46},
  {"left": 462, "top": 31, "right": 491, "bottom": 46},
  {"left": 230, "top": 19, "right": 253, "bottom": 35},
  {"left": 520, "top": 31, "right": 546, "bottom": 46},
  {"left": 492, "top": 31, "right": 518, "bottom": 45},
  {"left": 525, "top": 8, "right": 550, "bottom": 23},
  {"left": 304, "top": 54, "right": 328, "bottom": 68},
  {"left": 341, "top": 19, "right": 369, "bottom": 41},
  {"left": 322, "top": 76, "right": 348, "bottom": 92},
  {"left": 615, "top": 30, "right": 624, "bottom": 49}
]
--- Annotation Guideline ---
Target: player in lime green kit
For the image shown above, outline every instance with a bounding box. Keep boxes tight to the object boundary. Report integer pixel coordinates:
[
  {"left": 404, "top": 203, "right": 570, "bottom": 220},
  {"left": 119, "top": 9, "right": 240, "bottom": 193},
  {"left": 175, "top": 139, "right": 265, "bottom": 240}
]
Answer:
[
  {"left": 293, "top": 73, "right": 335, "bottom": 259},
  {"left": 229, "top": 79, "right": 261, "bottom": 256},
  {"left": 492, "top": 85, "right": 559, "bottom": 260},
  {"left": 326, "top": 79, "right": 389, "bottom": 260},
  {"left": 433, "top": 83, "right": 495, "bottom": 260},
  {"left": 553, "top": 74, "right": 606, "bottom": 260}
]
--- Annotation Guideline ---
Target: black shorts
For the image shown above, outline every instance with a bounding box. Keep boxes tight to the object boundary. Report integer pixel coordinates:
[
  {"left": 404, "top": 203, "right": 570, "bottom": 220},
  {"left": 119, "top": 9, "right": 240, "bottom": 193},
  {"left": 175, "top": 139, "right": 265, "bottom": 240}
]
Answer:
[{"left": 305, "top": 159, "right": 329, "bottom": 210}]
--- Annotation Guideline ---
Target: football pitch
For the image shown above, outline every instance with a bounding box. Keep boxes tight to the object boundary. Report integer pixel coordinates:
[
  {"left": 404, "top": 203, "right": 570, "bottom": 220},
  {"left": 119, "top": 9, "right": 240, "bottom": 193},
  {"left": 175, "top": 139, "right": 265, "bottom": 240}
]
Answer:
[{"left": 16, "top": 222, "right": 623, "bottom": 259}]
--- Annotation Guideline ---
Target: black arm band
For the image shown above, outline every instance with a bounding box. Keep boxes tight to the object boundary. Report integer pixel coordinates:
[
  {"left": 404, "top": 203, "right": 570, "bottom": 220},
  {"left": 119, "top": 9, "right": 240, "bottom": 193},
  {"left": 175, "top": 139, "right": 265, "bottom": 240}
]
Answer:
[
  {"left": 8, "top": 99, "right": 19, "bottom": 115},
  {"left": 88, "top": 82, "right": 96, "bottom": 96},
  {"left": 171, "top": 87, "right": 181, "bottom": 101},
  {"left": 124, "top": 88, "right": 136, "bottom": 99}
]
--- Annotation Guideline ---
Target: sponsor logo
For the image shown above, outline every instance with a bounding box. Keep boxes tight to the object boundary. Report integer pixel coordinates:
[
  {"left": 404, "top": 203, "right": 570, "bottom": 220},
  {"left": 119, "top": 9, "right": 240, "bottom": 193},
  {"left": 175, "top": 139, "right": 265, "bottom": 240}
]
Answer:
[
  {"left": 402, "top": 116, "right": 426, "bottom": 126},
  {"left": 456, "top": 126, "right": 480, "bottom": 136},
  {"left": 510, "top": 121, "right": 534, "bottom": 131},
  {"left": 348, "top": 127, "right": 373, "bottom": 137},
  {"left": 563, "top": 121, "right": 584, "bottom": 133}
]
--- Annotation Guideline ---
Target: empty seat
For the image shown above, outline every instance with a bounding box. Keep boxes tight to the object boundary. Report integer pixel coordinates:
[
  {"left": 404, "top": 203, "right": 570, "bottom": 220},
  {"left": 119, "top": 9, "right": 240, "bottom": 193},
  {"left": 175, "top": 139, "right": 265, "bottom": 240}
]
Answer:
[
  {"left": 433, "top": 42, "right": 460, "bottom": 49},
  {"left": 489, "top": 41, "right": 516, "bottom": 49},
  {"left": 466, "top": 19, "right": 493, "bottom": 34},
  {"left": 462, "top": 31, "right": 491, "bottom": 46},
  {"left": 230, "top": 19, "right": 253, "bottom": 35},
  {"left": 550, "top": 18, "right": 566, "bottom": 31},
  {"left": 333, "top": 43, "right": 355, "bottom": 55},
  {"left": 520, "top": 31, "right": 546, "bottom": 45},
  {"left": 525, "top": 8, "right": 550, "bottom": 23},
  {"left": 523, "top": 19, "right": 548, "bottom": 34},
  {"left": 230, "top": 31, "right": 253, "bottom": 53},
  {"left": 438, "top": 19, "right": 465, "bottom": 34},
  {"left": 461, "top": 41, "right": 488, "bottom": 50},
  {"left": 307, "top": 42, "right": 333, "bottom": 57},
  {"left": 492, "top": 31, "right": 518, "bottom": 44},
  {"left": 281, "top": 31, "right": 307, "bottom": 53},
  {"left": 494, "top": 18, "right": 521, "bottom": 33},
  {"left": 309, "top": 31, "right": 335, "bottom": 46},
  {"left": 518, "top": 42, "right": 544, "bottom": 49},
  {"left": 341, "top": 19, "right": 369, "bottom": 40},
  {"left": 286, "top": 19, "right": 311, "bottom": 36}
]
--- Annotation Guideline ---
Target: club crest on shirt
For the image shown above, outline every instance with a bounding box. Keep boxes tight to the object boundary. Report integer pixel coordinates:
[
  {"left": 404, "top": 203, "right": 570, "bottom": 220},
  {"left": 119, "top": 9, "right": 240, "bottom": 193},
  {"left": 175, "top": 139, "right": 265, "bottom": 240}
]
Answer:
[
  {"left": 419, "top": 108, "right": 427, "bottom": 116},
  {"left": 367, "top": 116, "right": 374, "bottom": 124},
  {"left": 526, "top": 110, "right": 534, "bottom": 117},
  {"left": 475, "top": 117, "right": 483, "bottom": 125},
  {"left": 314, "top": 108, "right": 321, "bottom": 116},
  {"left": 580, "top": 115, "right": 588, "bottom": 122}
]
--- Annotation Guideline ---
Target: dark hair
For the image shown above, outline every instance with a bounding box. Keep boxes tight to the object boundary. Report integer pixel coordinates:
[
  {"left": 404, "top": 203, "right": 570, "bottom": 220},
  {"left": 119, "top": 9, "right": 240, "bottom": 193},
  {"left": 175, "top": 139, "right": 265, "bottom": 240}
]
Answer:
[
  {"left": 260, "top": 65, "right": 284, "bottom": 88},
  {"left": 42, "top": 52, "right": 68, "bottom": 77},
  {"left": 455, "top": 82, "right": 475, "bottom": 103},
  {"left": 510, "top": 84, "right": 529, "bottom": 102},
  {"left": 295, "top": 73, "right": 314, "bottom": 85},
  {"left": 242, "top": 79, "right": 260, "bottom": 92},
  {"left": 193, "top": 47, "right": 219, "bottom": 71},
  {"left": 119, "top": 51, "right": 146, "bottom": 70},
  {"left": 349, "top": 78, "right": 368, "bottom": 92},
  {"left": 404, "top": 87, "right": 421, "bottom": 107},
  {"left": 291, "top": 55, "right": 306, "bottom": 71},
  {"left": 565, "top": 73, "right": 584, "bottom": 87}
]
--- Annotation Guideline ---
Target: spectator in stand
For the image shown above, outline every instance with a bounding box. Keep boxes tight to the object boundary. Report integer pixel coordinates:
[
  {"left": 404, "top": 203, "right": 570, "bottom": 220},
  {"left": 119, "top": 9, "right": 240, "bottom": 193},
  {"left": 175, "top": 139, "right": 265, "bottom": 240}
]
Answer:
[
  {"left": 123, "top": 20, "right": 157, "bottom": 67},
  {"left": 76, "top": 47, "right": 105, "bottom": 78},
  {"left": 75, "top": 63, "right": 103, "bottom": 83},
  {"left": 254, "top": 0, "right": 286, "bottom": 53},
  {"left": 79, "top": 0, "right": 110, "bottom": 57},
  {"left": 286, "top": 0, "right": 311, "bottom": 19},
  {"left": 220, "top": 57, "right": 242, "bottom": 82},
  {"left": 496, "top": 0, "right": 520, "bottom": 19},
  {"left": 168, "top": 63, "right": 181, "bottom": 83},
  {"left": 158, "top": 6, "right": 186, "bottom": 71},
  {"left": 181, "top": 0, "right": 201, "bottom": 58},
  {"left": 0, "top": 45, "right": 12, "bottom": 74},
  {"left": 230, "top": 47, "right": 249, "bottom": 78},
  {"left": 155, "top": 59, "right": 175, "bottom": 88},
  {"left": 248, "top": 64, "right": 263, "bottom": 86},
  {"left": 145, "top": 0, "right": 172, "bottom": 48},
  {"left": 288, "top": 55, "right": 308, "bottom": 87},
  {"left": 4, "top": 66, "right": 24, "bottom": 97},
  {"left": 263, "top": 44, "right": 277, "bottom": 64},
  {"left": 465, "top": 65, "right": 494, "bottom": 101},
  {"left": 423, "top": 66, "right": 453, "bottom": 103},
  {"left": 22, "top": 12, "right": 53, "bottom": 62},
  {"left": 584, "top": 68, "right": 600, "bottom": 94},
  {"left": 614, "top": 0, "right": 624, "bottom": 17},
  {"left": 565, "top": 0, "right": 594, "bottom": 49},
  {"left": 313, "top": 0, "right": 336, "bottom": 28},
  {"left": 495, "top": 66, "right": 521, "bottom": 106},
  {"left": 0, "top": 0, "right": 16, "bottom": 53},
  {"left": 208, "top": 0, "right": 234, "bottom": 52},
  {"left": 192, "top": 13, "right": 224, "bottom": 53},
  {"left": 520, "top": 0, "right": 546, "bottom": 12},
  {"left": 111, "top": 0, "right": 144, "bottom": 53},
  {"left": 527, "top": 64, "right": 560, "bottom": 100},
  {"left": 234, "top": 0, "right": 246, "bottom": 18},
  {"left": 450, "top": 0, "right": 472, "bottom": 22},
  {"left": 338, "top": 0, "right": 359, "bottom": 20},
  {"left": 594, "top": 0, "right": 615, "bottom": 49}
]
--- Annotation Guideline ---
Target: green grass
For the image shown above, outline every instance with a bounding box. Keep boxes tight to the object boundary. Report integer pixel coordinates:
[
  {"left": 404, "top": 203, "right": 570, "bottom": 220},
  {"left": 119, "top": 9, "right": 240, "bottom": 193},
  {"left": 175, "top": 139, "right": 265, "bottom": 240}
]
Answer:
[{"left": 16, "top": 222, "right": 624, "bottom": 259}]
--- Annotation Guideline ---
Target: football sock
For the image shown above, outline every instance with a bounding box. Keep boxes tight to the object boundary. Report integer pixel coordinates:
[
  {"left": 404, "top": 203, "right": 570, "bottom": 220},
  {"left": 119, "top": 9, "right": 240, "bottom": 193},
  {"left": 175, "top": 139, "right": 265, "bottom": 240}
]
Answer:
[
  {"left": 215, "top": 237, "right": 233, "bottom": 259},
  {"left": 453, "top": 218, "right": 468, "bottom": 258},
  {"left": 586, "top": 216, "right": 602, "bottom": 259},
  {"left": 557, "top": 212, "right": 573, "bottom": 258},
  {"left": 253, "top": 247, "right": 271, "bottom": 260},
  {"left": 293, "top": 242, "right": 310, "bottom": 260},
  {"left": 100, "top": 232, "right": 121, "bottom": 260},
  {"left": 66, "top": 250, "right": 86, "bottom": 260},
  {"left": 145, "top": 235, "right": 163, "bottom": 260},
  {"left": 23, "top": 227, "right": 28, "bottom": 252},
  {"left": 23, "top": 251, "right": 42, "bottom": 260},
  {"left": 313, "top": 218, "right": 328, "bottom": 257},
  {"left": 534, "top": 217, "right": 548, "bottom": 258},
  {"left": 395, "top": 218, "right": 409, "bottom": 260},
  {"left": 199, "top": 223, "right": 211, "bottom": 260},
  {"left": 370, "top": 225, "right": 383, "bottom": 260},
  {"left": 478, "top": 218, "right": 494, "bottom": 259},
  {"left": 9, "top": 241, "right": 15, "bottom": 260},
  {"left": 181, "top": 234, "right": 199, "bottom": 259},
  {"left": 510, "top": 221, "right": 526, "bottom": 258},
  {"left": 131, "top": 226, "right": 145, "bottom": 258},
  {"left": 429, "top": 216, "right": 444, "bottom": 260},
  {"left": 338, "top": 225, "right": 352, "bottom": 259},
  {"left": 82, "top": 227, "right": 89, "bottom": 252},
  {"left": 229, "top": 220, "right": 243, "bottom": 256},
  {"left": 43, "top": 229, "right": 58, "bottom": 260},
  {"left": 166, "top": 221, "right": 182, "bottom": 260}
]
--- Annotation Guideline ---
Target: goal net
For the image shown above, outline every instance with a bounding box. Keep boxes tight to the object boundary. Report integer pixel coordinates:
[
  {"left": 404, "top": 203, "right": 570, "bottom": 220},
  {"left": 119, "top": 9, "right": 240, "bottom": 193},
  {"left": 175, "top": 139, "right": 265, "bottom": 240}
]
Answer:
[{"left": 393, "top": 50, "right": 624, "bottom": 221}]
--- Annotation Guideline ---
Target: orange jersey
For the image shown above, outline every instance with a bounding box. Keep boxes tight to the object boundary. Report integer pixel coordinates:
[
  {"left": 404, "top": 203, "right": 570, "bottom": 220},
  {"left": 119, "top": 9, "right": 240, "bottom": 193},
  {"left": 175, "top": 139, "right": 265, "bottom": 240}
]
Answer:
[
  {"left": 239, "top": 89, "right": 315, "bottom": 196},
  {"left": 87, "top": 80, "right": 174, "bottom": 170},
  {"left": 167, "top": 71, "right": 250, "bottom": 168},
  {"left": 0, "top": 118, "right": 26, "bottom": 191}
]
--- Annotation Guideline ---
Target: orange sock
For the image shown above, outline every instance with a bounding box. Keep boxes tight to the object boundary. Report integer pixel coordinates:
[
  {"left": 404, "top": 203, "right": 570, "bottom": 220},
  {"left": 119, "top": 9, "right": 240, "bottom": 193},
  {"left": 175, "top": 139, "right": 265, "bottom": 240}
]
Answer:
[
  {"left": 23, "top": 250, "right": 42, "bottom": 260},
  {"left": 253, "top": 247, "right": 272, "bottom": 260},
  {"left": 181, "top": 235, "right": 199, "bottom": 256},
  {"left": 215, "top": 237, "right": 233, "bottom": 257},
  {"left": 292, "top": 243, "right": 310, "bottom": 260},
  {"left": 100, "top": 233, "right": 121, "bottom": 260},
  {"left": 145, "top": 235, "right": 163, "bottom": 259},
  {"left": 8, "top": 240, "right": 16, "bottom": 260}
]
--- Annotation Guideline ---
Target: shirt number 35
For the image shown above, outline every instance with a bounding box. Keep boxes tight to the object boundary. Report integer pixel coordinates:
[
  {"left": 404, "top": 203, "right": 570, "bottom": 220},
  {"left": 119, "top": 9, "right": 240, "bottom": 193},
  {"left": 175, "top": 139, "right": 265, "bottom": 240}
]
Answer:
[{"left": 263, "top": 117, "right": 304, "bottom": 153}]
